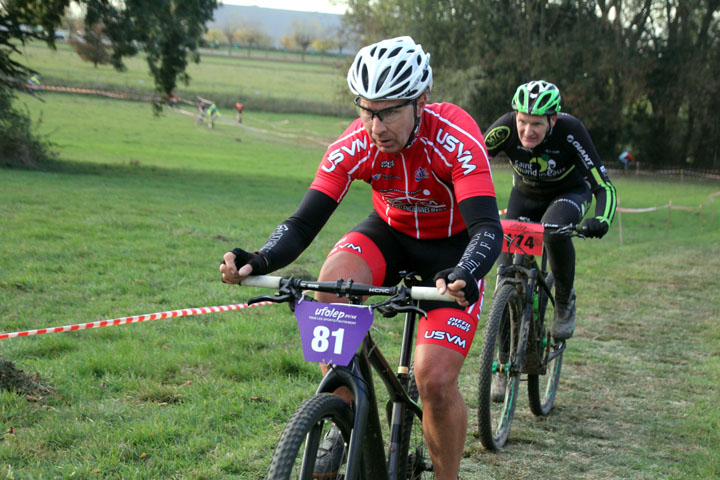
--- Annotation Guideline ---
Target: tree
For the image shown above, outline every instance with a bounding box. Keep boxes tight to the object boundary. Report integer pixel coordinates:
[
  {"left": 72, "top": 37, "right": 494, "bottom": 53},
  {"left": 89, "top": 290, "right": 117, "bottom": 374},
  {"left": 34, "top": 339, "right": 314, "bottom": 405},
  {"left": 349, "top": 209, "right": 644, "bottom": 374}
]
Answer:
[
  {"left": 280, "top": 34, "right": 296, "bottom": 53},
  {"left": 343, "top": 0, "right": 720, "bottom": 168},
  {"left": 333, "top": 24, "right": 352, "bottom": 58},
  {"left": 2, "top": 0, "right": 218, "bottom": 95},
  {"left": 84, "top": 0, "right": 218, "bottom": 96},
  {"left": 291, "top": 20, "right": 320, "bottom": 61},
  {"left": 221, "top": 23, "right": 236, "bottom": 53},
  {"left": 234, "top": 25, "right": 272, "bottom": 57},
  {"left": 312, "top": 36, "right": 335, "bottom": 62},
  {"left": 1, "top": 0, "right": 217, "bottom": 168},
  {"left": 68, "top": 22, "right": 110, "bottom": 68},
  {"left": 1, "top": 0, "right": 68, "bottom": 89},
  {"left": 204, "top": 28, "right": 228, "bottom": 48}
]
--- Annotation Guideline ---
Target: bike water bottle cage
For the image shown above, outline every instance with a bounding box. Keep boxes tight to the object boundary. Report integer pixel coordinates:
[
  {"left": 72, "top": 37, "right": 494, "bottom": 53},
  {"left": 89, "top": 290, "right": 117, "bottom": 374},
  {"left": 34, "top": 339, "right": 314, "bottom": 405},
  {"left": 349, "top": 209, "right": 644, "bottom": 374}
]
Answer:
[{"left": 512, "top": 80, "right": 562, "bottom": 116}]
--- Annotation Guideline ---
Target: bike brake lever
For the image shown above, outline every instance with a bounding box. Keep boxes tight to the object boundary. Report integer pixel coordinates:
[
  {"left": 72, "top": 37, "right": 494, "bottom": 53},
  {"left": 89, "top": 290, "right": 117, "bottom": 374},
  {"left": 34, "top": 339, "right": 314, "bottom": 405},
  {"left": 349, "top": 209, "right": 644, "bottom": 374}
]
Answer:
[
  {"left": 377, "top": 303, "right": 427, "bottom": 318},
  {"left": 247, "top": 294, "right": 290, "bottom": 305}
]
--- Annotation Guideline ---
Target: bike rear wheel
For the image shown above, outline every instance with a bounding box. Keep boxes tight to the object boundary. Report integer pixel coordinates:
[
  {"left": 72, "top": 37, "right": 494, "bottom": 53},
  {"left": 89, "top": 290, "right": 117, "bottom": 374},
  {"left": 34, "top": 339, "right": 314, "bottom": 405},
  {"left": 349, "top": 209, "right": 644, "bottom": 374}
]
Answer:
[
  {"left": 266, "top": 393, "right": 353, "bottom": 480},
  {"left": 477, "top": 284, "right": 522, "bottom": 450},
  {"left": 528, "top": 274, "right": 564, "bottom": 416}
]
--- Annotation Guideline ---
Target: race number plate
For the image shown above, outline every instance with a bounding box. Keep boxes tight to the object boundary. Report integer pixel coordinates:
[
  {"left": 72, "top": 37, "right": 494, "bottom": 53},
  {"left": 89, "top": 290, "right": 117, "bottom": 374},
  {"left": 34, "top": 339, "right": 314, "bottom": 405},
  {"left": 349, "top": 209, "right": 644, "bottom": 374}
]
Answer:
[
  {"left": 294, "top": 301, "right": 374, "bottom": 366},
  {"left": 501, "top": 219, "right": 544, "bottom": 256}
]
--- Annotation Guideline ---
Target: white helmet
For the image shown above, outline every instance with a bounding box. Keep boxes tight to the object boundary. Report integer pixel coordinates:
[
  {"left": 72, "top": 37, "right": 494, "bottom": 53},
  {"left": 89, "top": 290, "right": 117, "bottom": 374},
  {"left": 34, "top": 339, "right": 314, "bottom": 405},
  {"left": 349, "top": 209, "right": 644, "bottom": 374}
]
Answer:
[{"left": 347, "top": 36, "right": 433, "bottom": 100}]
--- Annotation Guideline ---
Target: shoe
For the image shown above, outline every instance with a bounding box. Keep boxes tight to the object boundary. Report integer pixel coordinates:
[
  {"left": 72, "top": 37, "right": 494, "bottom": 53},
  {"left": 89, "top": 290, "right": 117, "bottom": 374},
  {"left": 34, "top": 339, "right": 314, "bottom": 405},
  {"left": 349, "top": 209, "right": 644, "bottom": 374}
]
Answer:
[
  {"left": 313, "top": 424, "right": 346, "bottom": 478},
  {"left": 491, "top": 374, "right": 507, "bottom": 403},
  {"left": 551, "top": 288, "right": 576, "bottom": 340}
]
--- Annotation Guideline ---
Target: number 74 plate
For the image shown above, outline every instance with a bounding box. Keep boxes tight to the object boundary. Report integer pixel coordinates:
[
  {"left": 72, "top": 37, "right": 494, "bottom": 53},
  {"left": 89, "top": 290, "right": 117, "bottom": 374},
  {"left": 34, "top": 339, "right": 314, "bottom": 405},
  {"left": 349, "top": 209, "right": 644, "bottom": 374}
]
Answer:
[
  {"left": 294, "top": 301, "right": 374, "bottom": 366},
  {"left": 501, "top": 219, "right": 544, "bottom": 256}
]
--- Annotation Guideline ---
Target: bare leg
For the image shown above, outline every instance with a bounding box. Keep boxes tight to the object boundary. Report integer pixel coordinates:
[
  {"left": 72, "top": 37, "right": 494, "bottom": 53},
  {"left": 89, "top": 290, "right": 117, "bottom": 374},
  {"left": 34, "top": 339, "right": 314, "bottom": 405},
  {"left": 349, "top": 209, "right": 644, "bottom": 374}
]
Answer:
[{"left": 414, "top": 343, "right": 466, "bottom": 480}]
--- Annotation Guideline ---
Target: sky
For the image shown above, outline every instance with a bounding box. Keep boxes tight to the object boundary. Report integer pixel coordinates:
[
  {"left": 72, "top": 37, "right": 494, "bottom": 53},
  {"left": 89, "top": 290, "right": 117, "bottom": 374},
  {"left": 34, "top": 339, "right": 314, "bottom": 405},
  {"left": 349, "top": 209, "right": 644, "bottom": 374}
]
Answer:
[{"left": 221, "top": 0, "right": 348, "bottom": 15}]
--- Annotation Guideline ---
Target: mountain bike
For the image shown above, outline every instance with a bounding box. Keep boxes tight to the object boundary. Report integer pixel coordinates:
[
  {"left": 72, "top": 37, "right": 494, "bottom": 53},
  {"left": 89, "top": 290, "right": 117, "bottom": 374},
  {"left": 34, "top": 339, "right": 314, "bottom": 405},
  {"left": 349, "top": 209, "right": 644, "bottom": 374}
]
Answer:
[
  {"left": 241, "top": 273, "right": 452, "bottom": 480},
  {"left": 477, "top": 220, "right": 585, "bottom": 450}
]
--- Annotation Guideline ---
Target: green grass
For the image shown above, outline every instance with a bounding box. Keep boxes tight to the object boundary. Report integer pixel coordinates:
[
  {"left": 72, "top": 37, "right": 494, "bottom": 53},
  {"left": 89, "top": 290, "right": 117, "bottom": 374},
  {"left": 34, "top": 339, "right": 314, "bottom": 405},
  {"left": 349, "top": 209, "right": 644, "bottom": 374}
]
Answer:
[
  {"left": 16, "top": 42, "right": 352, "bottom": 115},
  {"left": 1, "top": 92, "right": 719, "bottom": 478}
]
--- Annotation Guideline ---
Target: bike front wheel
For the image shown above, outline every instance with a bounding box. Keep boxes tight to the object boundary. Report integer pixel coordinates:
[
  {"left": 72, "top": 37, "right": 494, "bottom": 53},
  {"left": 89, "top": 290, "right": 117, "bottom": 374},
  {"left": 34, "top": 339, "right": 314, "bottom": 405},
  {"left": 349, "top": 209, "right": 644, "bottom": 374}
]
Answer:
[
  {"left": 477, "top": 284, "right": 522, "bottom": 450},
  {"left": 528, "top": 273, "right": 564, "bottom": 416},
  {"left": 266, "top": 393, "right": 354, "bottom": 480},
  {"left": 396, "top": 363, "right": 432, "bottom": 480}
]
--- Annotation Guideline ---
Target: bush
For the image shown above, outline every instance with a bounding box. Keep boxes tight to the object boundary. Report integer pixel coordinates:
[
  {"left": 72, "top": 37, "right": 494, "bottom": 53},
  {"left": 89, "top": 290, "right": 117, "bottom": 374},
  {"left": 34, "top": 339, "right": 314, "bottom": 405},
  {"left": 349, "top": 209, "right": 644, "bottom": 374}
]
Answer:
[{"left": 0, "top": 88, "right": 55, "bottom": 168}]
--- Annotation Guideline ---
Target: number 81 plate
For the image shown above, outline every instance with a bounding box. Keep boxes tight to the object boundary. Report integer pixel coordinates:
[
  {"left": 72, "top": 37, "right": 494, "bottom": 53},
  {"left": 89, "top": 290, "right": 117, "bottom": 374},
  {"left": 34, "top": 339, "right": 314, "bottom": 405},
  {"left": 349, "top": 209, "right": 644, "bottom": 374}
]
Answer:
[{"left": 294, "top": 301, "right": 374, "bottom": 366}]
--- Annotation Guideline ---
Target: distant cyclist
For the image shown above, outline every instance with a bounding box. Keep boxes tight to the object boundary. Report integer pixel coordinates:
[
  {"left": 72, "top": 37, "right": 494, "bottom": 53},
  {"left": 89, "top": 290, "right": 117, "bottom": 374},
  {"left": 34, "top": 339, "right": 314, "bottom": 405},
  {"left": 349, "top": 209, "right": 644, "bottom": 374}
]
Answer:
[
  {"left": 235, "top": 102, "right": 243, "bottom": 124},
  {"left": 485, "top": 80, "right": 617, "bottom": 344},
  {"left": 220, "top": 36, "right": 502, "bottom": 479},
  {"left": 206, "top": 103, "right": 218, "bottom": 129}
]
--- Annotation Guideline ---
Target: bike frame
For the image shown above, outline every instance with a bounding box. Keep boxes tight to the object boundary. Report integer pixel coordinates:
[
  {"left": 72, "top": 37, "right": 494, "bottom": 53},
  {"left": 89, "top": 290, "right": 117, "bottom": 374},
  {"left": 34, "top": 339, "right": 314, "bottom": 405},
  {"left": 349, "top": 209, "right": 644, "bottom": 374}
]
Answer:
[
  {"left": 245, "top": 275, "right": 449, "bottom": 479},
  {"left": 306, "top": 302, "right": 423, "bottom": 480},
  {"left": 496, "top": 247, "right": 564, "bottom": 376}
]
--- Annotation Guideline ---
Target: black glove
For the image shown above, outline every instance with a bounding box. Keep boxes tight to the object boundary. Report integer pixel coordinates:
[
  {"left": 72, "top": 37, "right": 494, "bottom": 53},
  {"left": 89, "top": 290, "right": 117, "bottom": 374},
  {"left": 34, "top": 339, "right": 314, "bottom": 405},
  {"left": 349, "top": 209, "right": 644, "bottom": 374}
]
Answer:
[
  {"left": 581, "top": 217, "right": 609, "bottom": 238},
  {"left": 433, "top": 267, "right": 479, "bottom": 306},
  {"left": 221, "top": 247, "right": 268, "bottom": 275}
]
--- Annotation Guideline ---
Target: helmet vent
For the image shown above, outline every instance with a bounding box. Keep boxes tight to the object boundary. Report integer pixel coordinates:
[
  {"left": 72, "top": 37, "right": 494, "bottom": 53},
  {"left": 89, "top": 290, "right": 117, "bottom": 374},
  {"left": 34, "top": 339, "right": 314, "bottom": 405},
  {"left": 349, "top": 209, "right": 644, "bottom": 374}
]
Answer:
[
  {"left": 388, "top": 82, "right": 410, "bottom": 98},
  {"left": 376, "top": 66, "right": 391, "bottom": 91},
  {"left": 395, "top": 61, "right": 409, "bottom": 80},
  {"left": 389, "top": 46, "right": 403, "bottom": 57}
]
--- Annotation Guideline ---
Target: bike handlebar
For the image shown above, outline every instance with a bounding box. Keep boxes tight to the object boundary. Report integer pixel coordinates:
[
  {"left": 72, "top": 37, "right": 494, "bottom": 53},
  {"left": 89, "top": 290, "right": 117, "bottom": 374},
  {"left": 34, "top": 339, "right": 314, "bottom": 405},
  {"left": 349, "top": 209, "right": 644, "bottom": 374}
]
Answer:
[
  {"left": 541, "top": 223, "right": 586, "bottom": 237},
  {"left": 241, "top": 275, "right": 453, "bottom": 302}
]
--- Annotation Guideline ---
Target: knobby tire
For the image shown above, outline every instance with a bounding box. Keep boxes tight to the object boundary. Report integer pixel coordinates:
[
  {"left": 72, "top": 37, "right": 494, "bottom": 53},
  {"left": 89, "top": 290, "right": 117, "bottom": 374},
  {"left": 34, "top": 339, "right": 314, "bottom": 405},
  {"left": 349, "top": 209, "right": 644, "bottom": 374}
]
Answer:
[
  {"left": 266, "top": 393, "right": 354, "bottom": 480},
  {"left": 477, "top": 284, "right": 522, "bottom": 450},
  {"left": 527, "top": 273, "right": 564, "bottom": 416}
]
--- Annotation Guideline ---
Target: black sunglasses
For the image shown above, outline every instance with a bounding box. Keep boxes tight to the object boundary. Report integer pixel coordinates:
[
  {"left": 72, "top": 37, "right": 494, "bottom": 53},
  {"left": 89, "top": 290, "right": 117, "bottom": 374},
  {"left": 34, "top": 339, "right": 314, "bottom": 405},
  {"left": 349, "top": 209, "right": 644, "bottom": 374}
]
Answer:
[{"left": 354, "top": 97, "right": 416, "bottom": 123}]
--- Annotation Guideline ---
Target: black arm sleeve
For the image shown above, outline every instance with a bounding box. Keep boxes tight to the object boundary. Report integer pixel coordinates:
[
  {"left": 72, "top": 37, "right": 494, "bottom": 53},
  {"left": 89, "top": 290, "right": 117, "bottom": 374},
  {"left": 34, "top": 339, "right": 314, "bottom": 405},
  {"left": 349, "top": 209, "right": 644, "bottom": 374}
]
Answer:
[
  {"left": 256, "top": 189, "right": 338, "bottom": 273},
  {"left": 456, "top": 196, "right": 504, "bottom": 281}
]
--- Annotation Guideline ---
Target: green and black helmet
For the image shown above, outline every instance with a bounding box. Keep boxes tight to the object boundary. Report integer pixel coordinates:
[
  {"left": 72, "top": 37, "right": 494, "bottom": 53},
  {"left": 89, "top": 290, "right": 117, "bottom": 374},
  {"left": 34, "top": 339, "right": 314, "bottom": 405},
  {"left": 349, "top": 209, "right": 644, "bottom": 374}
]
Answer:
[{"left": 512, "top": 80, "right": 561, "bottom": 116}]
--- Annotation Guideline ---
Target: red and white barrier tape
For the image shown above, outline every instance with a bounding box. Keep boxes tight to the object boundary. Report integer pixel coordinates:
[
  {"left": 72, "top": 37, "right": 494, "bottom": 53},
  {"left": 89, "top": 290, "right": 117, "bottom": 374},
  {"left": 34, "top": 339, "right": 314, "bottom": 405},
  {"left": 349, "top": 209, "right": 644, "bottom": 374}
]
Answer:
[{"left": 0, "top": 301, "right": 275, "bottom": 340}]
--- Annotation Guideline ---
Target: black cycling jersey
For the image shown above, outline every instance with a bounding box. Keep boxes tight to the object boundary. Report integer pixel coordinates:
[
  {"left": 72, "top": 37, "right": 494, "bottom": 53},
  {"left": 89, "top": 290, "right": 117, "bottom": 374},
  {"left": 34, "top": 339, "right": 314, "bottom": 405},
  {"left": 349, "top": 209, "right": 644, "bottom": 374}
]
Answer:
[{"left": 485, "top": 112, "right": 616, "bottom": 224}]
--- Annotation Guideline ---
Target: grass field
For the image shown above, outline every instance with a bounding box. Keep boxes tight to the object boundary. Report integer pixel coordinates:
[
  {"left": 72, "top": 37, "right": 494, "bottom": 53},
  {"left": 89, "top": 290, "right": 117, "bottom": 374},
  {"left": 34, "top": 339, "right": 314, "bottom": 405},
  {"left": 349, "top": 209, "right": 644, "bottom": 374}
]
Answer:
[
  {"left": 1, "top": 92, "right": 719, "bottom": 479},
  {"left": 16, "top": 42, "right": 351, "bottom": 115}
]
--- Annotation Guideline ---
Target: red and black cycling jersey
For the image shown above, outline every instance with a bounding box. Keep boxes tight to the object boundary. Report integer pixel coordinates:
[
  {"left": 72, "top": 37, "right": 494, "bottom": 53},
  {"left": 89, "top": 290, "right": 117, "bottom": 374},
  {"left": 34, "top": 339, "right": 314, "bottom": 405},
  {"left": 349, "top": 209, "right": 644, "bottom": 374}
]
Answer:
[
  {"left": 252, "top": 103, "right": 503, "bottom": 285},
  {"left": 484, "top": 112, "right": 616, "bottom": 224},
  {"left": 311, "top": 102, "right": 497, "bottom": 240}
]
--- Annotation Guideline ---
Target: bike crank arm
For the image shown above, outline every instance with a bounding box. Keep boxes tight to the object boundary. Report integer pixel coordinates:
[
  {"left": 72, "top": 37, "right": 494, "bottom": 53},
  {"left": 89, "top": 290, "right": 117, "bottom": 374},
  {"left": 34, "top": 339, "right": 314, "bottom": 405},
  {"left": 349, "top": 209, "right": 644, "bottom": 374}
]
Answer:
[{"left": 547, "top": 341, "right": 566, "bottom": 363}]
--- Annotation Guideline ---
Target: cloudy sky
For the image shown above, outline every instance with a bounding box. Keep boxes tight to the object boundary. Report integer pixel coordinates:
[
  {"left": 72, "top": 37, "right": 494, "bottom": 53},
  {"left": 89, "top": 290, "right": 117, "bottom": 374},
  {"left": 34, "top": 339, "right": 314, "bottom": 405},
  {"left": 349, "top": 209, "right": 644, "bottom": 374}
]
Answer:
[{"left": 221, "top": 0, "right": 348, "bottom": 15}]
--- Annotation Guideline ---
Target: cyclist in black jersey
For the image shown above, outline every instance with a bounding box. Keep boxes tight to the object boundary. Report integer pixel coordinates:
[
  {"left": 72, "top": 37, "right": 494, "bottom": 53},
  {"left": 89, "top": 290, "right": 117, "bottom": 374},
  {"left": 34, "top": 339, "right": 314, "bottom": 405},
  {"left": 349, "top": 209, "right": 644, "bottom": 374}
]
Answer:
[{"left": 484, "top": 80, "right": 617, "bottom": 341}]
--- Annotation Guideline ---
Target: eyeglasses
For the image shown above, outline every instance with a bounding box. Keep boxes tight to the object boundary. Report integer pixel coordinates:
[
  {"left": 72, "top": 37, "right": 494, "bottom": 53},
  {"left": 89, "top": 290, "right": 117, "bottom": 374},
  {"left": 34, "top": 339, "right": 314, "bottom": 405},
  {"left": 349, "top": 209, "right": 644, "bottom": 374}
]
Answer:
[{"left": 354, "top": 97, "right": 415, "bottom": 124}]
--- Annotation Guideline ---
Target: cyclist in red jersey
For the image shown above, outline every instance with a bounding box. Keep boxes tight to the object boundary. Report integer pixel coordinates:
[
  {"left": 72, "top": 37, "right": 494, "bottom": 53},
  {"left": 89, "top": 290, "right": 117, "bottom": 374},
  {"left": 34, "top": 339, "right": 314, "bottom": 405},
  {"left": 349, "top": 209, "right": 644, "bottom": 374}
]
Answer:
[{"left": 220, "top": 36, "right": 502, "bottom": 479}]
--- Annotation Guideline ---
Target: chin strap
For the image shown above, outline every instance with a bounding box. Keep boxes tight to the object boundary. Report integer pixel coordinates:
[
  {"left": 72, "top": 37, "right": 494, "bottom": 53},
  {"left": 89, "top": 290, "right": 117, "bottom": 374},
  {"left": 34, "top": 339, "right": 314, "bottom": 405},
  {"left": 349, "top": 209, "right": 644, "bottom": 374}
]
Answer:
[{"left": 402, "top": 99, "right": 421, "bottom": 150}]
